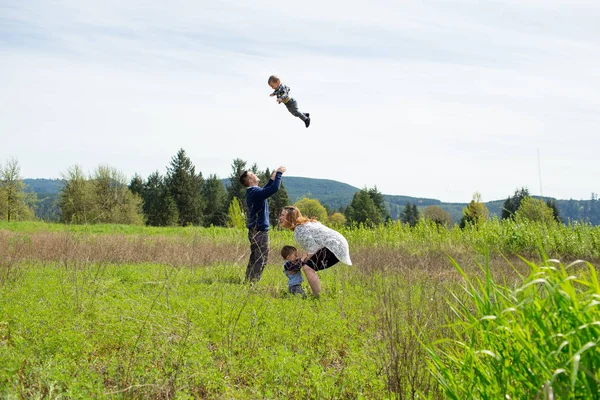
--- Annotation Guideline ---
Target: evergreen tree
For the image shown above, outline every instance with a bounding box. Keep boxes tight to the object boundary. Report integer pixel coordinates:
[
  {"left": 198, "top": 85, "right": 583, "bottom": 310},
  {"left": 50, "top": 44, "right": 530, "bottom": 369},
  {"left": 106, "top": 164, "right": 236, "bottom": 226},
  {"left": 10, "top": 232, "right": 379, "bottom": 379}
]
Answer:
[
  {"left": 346, "top": 189, "right": 382, "bottom": 227},
  {"left": 0, "top": 158, "right": 36, "bottom": 221},
  {"left": 400, "top": 202, "right": 420, "bottom": 227},
  {"left": 165, "top": 149, "right": 204, "bottom": 226},
  {"left": 142, "top": 172, "right": 178, "bottom": 226},
  {"left": 129, "top": 174, "right": 144, "bottom": 196},
  {"left": 203, "top": 174, "right": 227, "bottom": 226},
  {"left": 261, "top": 168, "right": 290, "bottom": 227},
  {"left": 545, "top": 199, "right": 561, "bottom": 223},
  {"left": 226, "top": 158, "right": 249, "bottom": 213},
  {"left": 368, "top": 186, "right": 391, "bottom": 223},
  {"left": 501, "top": 187, "right": 530, "bottom": 220}
]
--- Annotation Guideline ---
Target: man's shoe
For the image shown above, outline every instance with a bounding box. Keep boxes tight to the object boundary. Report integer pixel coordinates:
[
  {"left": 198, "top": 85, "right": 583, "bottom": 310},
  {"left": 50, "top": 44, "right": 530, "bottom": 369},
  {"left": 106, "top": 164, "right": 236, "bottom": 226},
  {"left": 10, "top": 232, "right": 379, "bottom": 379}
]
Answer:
[{"left": 305, "top": 117, "right": 311, "bottom": 128}]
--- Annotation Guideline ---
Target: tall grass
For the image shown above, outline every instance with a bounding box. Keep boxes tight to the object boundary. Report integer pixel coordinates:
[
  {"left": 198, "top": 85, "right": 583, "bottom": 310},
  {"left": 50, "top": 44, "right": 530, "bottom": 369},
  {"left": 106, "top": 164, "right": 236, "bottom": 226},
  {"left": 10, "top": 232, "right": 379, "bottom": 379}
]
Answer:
[
  {"left": 424, "top": 257, "right": 600, "bottom": 398},
  {"left": 2, "top": 218, "right": 598, "bottom": 261}
]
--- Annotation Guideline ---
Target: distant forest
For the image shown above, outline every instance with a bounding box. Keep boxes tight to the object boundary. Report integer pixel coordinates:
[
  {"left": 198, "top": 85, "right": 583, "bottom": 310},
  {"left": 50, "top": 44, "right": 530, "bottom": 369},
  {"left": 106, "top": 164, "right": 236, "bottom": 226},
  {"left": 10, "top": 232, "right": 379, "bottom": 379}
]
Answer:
[{"left": 24, "top": 178, "right": 600, "bottom": 226}]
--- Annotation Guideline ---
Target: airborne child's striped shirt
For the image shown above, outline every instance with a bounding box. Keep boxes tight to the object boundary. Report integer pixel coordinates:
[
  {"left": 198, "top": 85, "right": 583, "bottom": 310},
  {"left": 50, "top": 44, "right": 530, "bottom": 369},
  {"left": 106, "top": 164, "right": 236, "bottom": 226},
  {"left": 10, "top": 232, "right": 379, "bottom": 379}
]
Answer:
[{"left": 272, "top": 84, "right": 291, "bottom": 103}]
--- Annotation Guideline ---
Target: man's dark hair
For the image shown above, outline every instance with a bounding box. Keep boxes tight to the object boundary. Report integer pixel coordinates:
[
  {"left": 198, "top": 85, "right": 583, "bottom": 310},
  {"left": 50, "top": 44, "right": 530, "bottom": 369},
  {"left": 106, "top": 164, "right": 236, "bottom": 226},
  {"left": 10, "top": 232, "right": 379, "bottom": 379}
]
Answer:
[
  {"left": 281, "top": 245, "right": 297, "bottom": 259},
  {"left": 239, "top": 170, "right": 249, "bottom": 186}
]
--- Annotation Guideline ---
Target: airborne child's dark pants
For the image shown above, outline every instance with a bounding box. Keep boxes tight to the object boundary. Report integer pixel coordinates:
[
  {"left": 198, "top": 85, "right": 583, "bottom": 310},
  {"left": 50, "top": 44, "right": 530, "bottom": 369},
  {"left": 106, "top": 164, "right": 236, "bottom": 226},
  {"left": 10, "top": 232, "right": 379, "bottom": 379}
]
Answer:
[{"left": 284, "top": 98, "right": 308, "bottom": 122}]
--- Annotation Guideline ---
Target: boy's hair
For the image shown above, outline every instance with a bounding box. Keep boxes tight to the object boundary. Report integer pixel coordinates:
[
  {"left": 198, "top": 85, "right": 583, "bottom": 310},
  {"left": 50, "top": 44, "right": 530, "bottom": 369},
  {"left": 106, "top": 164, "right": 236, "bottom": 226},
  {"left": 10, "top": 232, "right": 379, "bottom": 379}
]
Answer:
[
  {"left": 239, "top": 170, "right": 249, "bottom": 187},
  {"left": 281, "top": 245, "right": 297, "bottom": 259},
  {"left": 268, "top": 75, "right": 280, "bottom": 85}
]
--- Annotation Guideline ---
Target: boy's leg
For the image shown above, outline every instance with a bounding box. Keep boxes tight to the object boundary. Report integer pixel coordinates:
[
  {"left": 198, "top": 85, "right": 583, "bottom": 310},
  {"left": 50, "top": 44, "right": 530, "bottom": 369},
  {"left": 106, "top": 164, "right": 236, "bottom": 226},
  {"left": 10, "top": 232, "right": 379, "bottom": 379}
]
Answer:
[
  {"left": 289, "top": 284, "right": 305, "bottom": 295},
  {"left": 245, "top": 230, "right": 269, "bottom": 282},
  {"left": 284, "top": 99, "right": 308, "bottom": 122}
]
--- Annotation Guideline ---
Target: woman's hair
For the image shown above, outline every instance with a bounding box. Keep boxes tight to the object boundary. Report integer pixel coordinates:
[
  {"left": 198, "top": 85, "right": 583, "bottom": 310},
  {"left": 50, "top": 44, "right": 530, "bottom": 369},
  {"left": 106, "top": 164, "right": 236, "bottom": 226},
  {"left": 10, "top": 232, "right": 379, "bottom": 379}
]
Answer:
[
  {"left": 281, "top": 206, "right": 316, "bottom": 230},
  {"left": 268, "top": 75, "right": 280, "bottom": 85}
]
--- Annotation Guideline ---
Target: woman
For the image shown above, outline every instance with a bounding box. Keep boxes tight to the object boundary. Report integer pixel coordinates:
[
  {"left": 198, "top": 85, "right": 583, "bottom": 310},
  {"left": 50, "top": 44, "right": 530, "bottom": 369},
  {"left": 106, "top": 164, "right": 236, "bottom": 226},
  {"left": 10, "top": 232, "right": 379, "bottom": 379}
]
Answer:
[{"left": 279, "top": 206, "right": 352, "bottom": 295}]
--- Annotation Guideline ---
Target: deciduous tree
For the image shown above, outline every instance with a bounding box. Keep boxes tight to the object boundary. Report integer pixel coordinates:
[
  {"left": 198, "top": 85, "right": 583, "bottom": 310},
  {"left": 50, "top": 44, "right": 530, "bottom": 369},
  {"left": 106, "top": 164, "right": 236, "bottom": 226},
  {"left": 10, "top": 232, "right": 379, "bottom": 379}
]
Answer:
[
  {"left": 295, "top": 197, "right": 328, "bottom": 222},
  {"left": 0, "top": 158, "right": 36, "bottom": 221},
  {"left": 423, "top": 205, "right": 453, "bottom": 227}
]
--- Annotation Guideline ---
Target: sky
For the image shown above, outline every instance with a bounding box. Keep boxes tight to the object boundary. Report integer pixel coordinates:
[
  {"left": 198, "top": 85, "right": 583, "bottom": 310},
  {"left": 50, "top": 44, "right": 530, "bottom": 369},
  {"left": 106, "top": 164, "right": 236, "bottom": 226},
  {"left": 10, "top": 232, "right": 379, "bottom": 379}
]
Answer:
[{"left": 1, "top": 0, "right": 599, "bottom": 203}]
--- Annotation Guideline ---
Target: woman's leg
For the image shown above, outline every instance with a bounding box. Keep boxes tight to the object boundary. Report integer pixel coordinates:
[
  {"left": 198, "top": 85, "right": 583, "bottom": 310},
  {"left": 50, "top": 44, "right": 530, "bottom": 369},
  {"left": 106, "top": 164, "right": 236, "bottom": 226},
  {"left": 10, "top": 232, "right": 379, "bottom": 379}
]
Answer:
[{"left": 302, "top": 265, "right": 321, "bottom": 296}]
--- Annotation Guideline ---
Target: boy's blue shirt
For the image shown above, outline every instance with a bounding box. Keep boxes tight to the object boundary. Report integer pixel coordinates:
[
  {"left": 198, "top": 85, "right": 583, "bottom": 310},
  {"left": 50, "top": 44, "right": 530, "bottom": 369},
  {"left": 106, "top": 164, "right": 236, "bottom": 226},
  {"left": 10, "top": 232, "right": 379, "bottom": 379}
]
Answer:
[
  {"left": 283, "top": 265, "right": 304, "bottom": 286},
  {"left": 245, "top": 171, "right": 282, "bottom": 231},
  {"left": 283, "top": 259, "right": 304, "bottom": 286}
]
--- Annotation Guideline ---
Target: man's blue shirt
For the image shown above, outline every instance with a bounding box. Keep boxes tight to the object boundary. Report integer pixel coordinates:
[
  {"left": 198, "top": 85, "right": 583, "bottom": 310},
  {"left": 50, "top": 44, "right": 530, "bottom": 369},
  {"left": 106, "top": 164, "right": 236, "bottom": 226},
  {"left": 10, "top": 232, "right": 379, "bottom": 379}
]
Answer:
[{"left": 245, "top": 171, "right": 282, "bottom": 231}]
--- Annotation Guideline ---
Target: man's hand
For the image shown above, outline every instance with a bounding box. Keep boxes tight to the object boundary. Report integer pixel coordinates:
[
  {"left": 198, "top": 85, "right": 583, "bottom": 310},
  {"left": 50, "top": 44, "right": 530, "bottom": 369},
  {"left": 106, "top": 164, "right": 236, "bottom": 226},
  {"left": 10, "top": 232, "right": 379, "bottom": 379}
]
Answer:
[
  {"left": 269, "top": 93, "right": 275, "bottom": 97},
  {"left": 276, "top": 98, "right": 282, "bottom": 103},
  {"left": 271, "top": 166, "right": 286, "bottom": 180}
]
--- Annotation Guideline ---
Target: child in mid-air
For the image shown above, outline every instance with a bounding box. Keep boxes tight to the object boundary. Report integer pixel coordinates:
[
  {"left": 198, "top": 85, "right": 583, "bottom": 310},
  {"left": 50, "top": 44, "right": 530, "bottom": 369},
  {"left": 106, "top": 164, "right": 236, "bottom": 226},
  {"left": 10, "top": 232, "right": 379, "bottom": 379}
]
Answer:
[
  {"left": 281, "top": 245, "right": 305, "bottom": 296},
  {"left": 268, "top": 75, "right": 310, "bottom": 128}
]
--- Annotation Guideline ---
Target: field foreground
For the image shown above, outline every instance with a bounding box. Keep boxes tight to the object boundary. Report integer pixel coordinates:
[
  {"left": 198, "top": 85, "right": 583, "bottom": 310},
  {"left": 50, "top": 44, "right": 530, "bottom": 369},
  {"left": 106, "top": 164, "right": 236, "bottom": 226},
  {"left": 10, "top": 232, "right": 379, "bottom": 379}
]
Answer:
[{"left": 1, "top": 222, "right": 599, "bottom": 398}]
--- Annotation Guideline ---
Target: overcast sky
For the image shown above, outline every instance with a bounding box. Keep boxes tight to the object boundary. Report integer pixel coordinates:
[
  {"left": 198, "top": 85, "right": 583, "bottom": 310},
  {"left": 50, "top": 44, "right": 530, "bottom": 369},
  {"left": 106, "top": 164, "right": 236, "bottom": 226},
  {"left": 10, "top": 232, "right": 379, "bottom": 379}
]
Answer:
[{"left": 1, "top": 0, "right": 599, "bottom": 202}]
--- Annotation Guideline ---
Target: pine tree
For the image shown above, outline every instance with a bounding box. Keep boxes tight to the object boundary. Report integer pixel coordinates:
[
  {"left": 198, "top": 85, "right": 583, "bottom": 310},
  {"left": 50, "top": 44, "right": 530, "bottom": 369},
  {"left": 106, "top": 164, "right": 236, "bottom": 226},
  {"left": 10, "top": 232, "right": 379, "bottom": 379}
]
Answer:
[
  {"left": 129, "top": 174, "right": 144, "bottom": 196},
  {"left": 142, "top": 171, "right": 178, "bottom": 226},
  {"left": 226, "top": 158, "right": 249, "bottom": 213},
  {"left": 501, "top": 187, "right": 530, "bottom": 220},
  {"left": 203, "top": 174, "right": 227, "bottom": 226},
  {"left": 165, "top": 149, "right": 204, "bottom": 226},
  {"left": 346, "top": 189, "right": 382, "bottom": 227},
  {"left": 368, "top": 186, "right": 390, "bottom": 223},
  {"left": 400, "top": 202, "right": 419, "bottom": 227},
  {"left": 546, "top": 199, "right": 561, "bottom": 223},
  {"left": 261, "top": 168, "right": 290, "bottom": 227}
]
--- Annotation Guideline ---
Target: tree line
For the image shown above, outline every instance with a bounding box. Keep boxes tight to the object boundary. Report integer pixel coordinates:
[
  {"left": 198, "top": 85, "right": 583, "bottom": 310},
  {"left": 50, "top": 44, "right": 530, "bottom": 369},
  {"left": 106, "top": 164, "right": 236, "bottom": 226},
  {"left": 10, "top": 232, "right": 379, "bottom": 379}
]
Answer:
[{"left": 2, "top": 154, "right": 599, "bottom": 228}]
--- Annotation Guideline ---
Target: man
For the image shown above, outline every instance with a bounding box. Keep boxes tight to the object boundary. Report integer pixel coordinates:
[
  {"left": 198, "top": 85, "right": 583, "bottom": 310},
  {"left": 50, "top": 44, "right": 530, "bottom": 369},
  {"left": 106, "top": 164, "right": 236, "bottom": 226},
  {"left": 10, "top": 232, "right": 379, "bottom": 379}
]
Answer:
[{"left": 239, "top": 166, "right": 286, "bottom": 282}]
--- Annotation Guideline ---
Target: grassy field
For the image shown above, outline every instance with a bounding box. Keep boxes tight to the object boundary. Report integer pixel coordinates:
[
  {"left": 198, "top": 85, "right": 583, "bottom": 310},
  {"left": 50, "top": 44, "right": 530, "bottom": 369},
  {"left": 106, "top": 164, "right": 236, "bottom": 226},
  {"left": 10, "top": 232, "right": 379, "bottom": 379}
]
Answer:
[{"left": 1, "top": 220, "right": 599, "bottom": 398}]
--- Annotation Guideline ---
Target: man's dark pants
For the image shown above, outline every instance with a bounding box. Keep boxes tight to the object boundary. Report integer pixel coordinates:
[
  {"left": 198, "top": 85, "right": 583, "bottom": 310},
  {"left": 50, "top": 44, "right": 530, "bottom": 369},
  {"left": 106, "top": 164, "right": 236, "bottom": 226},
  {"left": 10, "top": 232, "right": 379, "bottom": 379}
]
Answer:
[{"left": 246, "top": 229, "right": 269, "bottom": 282}]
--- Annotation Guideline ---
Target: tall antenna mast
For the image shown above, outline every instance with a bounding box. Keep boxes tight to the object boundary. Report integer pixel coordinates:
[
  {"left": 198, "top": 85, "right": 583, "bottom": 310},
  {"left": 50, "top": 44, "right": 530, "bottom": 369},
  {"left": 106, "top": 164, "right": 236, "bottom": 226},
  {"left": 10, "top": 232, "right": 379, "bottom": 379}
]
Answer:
[{"left": 537, "top": 148, "right": 543, "bottom": 198}]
